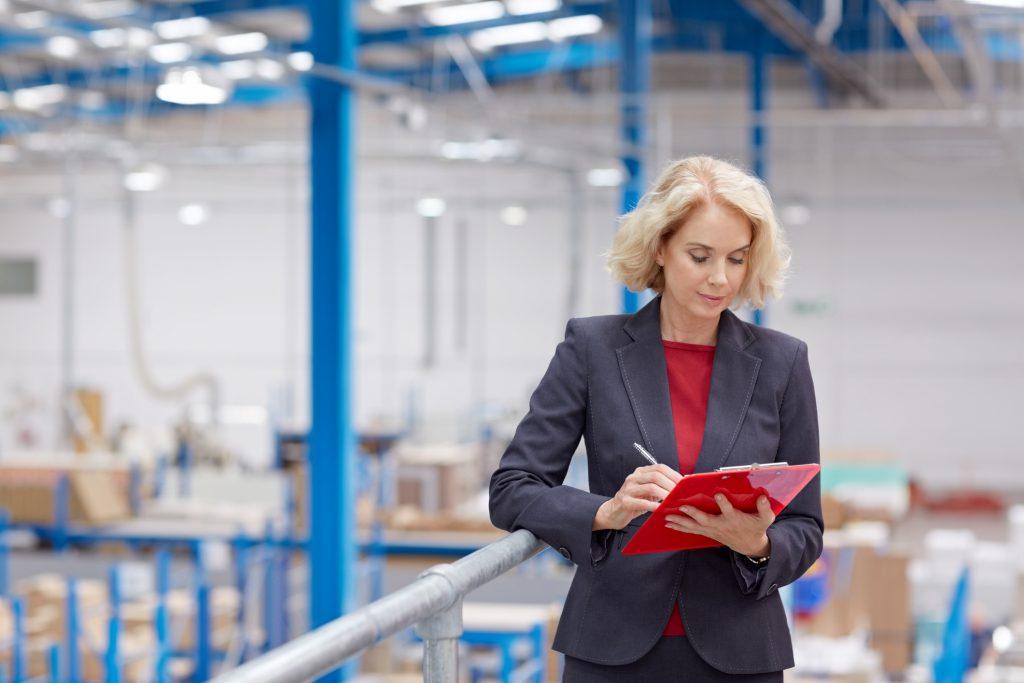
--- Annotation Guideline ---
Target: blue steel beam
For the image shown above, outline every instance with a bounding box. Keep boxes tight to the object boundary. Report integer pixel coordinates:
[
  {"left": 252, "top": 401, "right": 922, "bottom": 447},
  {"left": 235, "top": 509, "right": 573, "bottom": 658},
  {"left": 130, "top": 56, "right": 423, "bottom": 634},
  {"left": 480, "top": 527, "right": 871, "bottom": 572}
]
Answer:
[
  {"left": 307, "top": 1, "right": 358, "bottom": 683},
  {"left": 749, "top": 24, "right": 768, "bottom": 327},
  {"left": 618, "top": 0, "right": 650, "bottom": 314}
]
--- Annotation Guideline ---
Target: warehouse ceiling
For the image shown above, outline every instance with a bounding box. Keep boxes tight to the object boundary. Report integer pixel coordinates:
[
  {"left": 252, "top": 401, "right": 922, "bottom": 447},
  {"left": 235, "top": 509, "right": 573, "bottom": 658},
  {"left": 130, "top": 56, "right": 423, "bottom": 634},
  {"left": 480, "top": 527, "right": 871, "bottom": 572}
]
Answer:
[{"left": 1, "top": 0, "right": 1024, "bottom": 164}]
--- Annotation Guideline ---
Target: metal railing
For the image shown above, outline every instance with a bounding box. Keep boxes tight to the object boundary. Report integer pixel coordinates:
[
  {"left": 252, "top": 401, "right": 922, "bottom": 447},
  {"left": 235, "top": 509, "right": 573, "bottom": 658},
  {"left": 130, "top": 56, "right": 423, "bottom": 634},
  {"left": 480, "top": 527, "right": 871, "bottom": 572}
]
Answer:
[{"left": 209, "top": 529, "right": 545, "bottom": 683}]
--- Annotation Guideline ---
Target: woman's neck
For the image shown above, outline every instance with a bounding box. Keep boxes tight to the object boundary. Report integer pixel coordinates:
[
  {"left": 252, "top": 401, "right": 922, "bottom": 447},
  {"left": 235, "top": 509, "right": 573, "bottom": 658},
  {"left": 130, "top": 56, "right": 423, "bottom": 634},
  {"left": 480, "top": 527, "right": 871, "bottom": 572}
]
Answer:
[{"left": 659, "top": 296, "right": 720, "bottom": 346}]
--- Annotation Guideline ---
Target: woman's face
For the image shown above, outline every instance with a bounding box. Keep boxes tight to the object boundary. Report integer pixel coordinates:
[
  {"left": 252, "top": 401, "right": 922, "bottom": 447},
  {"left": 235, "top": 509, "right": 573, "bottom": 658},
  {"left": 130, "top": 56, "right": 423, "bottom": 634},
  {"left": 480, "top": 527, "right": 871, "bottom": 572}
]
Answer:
[{"left": 656, "top": 201, "right": 752, "bottom": 321}]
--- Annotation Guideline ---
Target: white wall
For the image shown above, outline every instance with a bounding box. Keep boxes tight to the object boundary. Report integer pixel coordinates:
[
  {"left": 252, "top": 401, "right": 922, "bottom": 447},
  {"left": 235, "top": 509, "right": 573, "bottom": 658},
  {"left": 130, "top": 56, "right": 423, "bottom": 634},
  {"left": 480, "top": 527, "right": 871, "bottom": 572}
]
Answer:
[{"left": 0, "top": 87, "right": 1021, "bottom": 486}]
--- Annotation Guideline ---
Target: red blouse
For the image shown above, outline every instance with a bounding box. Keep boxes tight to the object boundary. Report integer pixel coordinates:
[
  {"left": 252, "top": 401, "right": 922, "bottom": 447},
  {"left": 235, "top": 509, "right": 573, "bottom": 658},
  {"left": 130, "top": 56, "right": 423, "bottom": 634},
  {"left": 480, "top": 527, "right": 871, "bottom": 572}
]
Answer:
[{"left": 660, "top": 339, "right": 716, "bottom": 636}]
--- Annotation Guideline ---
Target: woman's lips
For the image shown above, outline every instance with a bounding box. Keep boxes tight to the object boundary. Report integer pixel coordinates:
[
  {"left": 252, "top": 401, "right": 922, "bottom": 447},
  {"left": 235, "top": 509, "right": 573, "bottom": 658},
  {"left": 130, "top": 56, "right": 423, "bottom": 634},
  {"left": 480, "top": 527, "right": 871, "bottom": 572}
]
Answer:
[{"left": 699, "top": 293, "right": 723, "bottom": 304}]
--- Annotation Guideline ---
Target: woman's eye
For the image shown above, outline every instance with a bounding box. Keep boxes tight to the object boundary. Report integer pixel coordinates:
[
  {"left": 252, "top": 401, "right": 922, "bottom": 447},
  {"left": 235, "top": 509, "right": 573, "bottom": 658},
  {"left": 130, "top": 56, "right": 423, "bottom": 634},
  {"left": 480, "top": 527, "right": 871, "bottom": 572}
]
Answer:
[
  {"left": 729, "top": 258, "right": 745, "bottom": 265},
  {"left": 690, "top": 255, "right": 708, "bottom": 264}
]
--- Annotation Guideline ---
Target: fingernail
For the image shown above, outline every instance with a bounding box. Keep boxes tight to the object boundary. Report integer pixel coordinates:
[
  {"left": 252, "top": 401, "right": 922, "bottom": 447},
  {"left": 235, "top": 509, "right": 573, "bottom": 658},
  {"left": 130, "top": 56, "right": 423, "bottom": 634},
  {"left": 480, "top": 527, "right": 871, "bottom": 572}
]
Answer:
[{"left": 715, "top": 494, "right": 724, "bottom": 502}]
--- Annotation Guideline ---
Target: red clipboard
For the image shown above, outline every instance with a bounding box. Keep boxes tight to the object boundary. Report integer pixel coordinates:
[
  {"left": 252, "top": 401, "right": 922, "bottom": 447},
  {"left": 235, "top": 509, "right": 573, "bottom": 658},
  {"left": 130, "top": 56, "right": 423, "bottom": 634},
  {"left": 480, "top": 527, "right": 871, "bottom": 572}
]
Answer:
[{"left": 621, "top": 462, "right": 820, "bottom": 556}]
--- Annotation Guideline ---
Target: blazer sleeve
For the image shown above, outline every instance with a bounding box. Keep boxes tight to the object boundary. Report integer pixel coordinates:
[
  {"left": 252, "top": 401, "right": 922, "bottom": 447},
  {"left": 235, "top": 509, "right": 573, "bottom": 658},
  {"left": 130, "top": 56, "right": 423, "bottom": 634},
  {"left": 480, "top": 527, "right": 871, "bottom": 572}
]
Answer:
[
  {"left": 488, "top": 318, "right": 613, "bottom": 567},
  {"left": 731, "top": 340, "right": 825, "bottom": 600}
]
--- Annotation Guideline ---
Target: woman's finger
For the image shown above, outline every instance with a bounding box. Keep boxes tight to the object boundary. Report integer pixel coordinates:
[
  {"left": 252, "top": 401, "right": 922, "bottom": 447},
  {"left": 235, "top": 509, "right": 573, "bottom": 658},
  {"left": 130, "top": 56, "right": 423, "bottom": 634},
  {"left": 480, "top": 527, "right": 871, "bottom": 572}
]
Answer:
[
  {"left": 756, "top": 495, "right": 775, "bottom": 523},
  {"left": 678, "top": 505, "right": 714, "bottom": 526},
  {"left": 714, "top": 494, "right": 734, "bottom": 515}
]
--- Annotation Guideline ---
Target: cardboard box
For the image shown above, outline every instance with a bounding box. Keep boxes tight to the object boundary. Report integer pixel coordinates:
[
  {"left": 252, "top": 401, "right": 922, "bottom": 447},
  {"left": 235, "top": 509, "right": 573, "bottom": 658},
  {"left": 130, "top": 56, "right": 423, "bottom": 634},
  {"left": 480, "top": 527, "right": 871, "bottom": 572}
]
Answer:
[
  {"left": 394, "top": 443, "right": 482, "bottom": 514},
  {"left": 0, "top": 466, "right": 130, "bottom": 525},
  {"left": 798, "top": 545, "right": 911, "bottom": 674}
]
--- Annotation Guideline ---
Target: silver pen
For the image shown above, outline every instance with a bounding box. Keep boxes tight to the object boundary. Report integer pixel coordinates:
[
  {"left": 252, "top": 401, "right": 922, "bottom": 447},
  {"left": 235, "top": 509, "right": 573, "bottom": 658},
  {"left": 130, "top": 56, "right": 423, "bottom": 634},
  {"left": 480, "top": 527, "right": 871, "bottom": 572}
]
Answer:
[{"left": 633, "top": 442, "right": 658, "bottom": 466}]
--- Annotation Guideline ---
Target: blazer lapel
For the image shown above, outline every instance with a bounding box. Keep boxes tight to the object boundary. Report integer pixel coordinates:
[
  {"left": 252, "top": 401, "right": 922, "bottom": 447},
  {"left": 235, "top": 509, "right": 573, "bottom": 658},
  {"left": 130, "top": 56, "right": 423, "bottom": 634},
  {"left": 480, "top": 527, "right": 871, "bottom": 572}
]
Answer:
[
  {"left": 616, "top": 296, "right": 678, "bottom": 470},
  {"left": 617, "top": 296, "right": 762, "bottom": 474},
  {"left": 692, "top": 314, "right": 762, "bottom": 473}
]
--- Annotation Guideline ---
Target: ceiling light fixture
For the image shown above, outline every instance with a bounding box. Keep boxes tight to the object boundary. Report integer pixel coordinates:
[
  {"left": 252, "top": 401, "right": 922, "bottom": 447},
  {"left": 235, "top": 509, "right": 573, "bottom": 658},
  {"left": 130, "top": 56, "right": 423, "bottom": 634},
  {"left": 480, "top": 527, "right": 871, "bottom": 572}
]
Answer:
[
  {"left": 154, "top": 16, "right": 211, "bottom": 40},
  {"left": 45, "top": 36, "right": 80, "bottom": 59},
  {"left": 506, "top": 0, "right": 560, "bottom": 14},
  {"left": 416, "top": 197, "right": 446, "bottom": 218},
  {"left": 13, "top": 84, "right": 67, "bottom": 111},
  {"left": 13, "top": 11, "right": 50, "bottom": 29},
  {"left": 586, "top": 167, "right": 623, "bottom": 187},
  {"left": 287, "top": 51, "right": 314, "bottom": 72},
  {"left": 425, "top": 1, "right": 505, "bottom": 26},
  {"left": 149, "top": 42, "right": 192, "bottom": 64},
  {"left": 500, "top": 206, "right": 528, "bottom": 226},
  {"left": 372, "top": 0, "right": 447, "bottom": 14},
  {"left": 468, "top": 21, "right": 547, "bottom": 50},
  {"left": 256, "top": 59, "right": 285, "bottom": 80},
  {"left": 123, "top": 163, "right": 167, "bottom": 192},
  {"left": 156, "top": 65, "right": 231, "bottom": 105},
  {"left": 220, "top": 59, "right": 256, "bottom": 80},
  {"left": 178, "top": 203, "right": 209, "bottom": 226},
  {"left": 215, "top": 32, "right": 268, "bottom": 55},
  {"left": 81, "top": 0, "right": 135, "bottom": 19},
  {"left": 90, "top": 27, "right": 127, "bottom": 48},
  {"left": 547, "top": 14, "right": 602, "bottom": 40}
]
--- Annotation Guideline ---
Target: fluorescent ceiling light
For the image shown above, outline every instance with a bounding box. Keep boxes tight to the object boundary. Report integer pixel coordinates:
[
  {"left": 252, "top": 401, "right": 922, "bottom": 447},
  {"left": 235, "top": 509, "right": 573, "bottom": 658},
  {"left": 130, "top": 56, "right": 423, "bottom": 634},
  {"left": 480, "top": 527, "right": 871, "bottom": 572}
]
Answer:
[
  {"left": 123, "top": 163, "right": 167, "bottom": 192},
  {"left": 548, "top": 14, "right": 602, "bottom": 40},
  {"left": 215, "top": 32, "right": 268, "bottom": 55},
  {"left": 500, "top": 205, "right": 528, "bottom": 226},
  {"left": 441, "top": 137, "right": 521, "bottom": 161},
  {"left": 425, "top": 1, "right": 505, "bottom": 26},
  {"left": 13, "top": 11, "right": 50, "bottom": 29},
  {"left": 963, "top": 0, "right": 1024, "bottom": 6},
  {"left": 81, "top": 0, "right": 135, "bottom": 19},
  {"left": 506, "top": 0, "right": 560, "bottom": 14},
  {"left": 287, "top": 51, "right": 314, "bottom": 72},
  {"left": 154, "top": 16, "right": 210, "bottom": 40},
  {"left": 46, "top": 36, "right": 80, "bottom": 59},
  {"left": 156, "top": 66, "right": 231, "bottom": 105},
  {"left": 586, "top": 167, "right": 623, "bottom": 187},
  {"left": 127, "top": 28, "right": 155, "bottom": 49},
  {"left": 13, "top": 84, "right": 67, "bottom": 111},
  {"left": 256, "top": 59, "right": 285, "bottom": 80},
  {"left": 220, "top": 59, "right": 256, "bottom": 80},
  {"left": 149, "top": 42, "right": 192, "bottom": 64},
  {"left": 178, "top": 203, "right": 209, "bottom": 226},
  {"left": 469, "top": 21, "right": 547, "bottom": 50},
  {"left": 90, "top": 27, "right": 127, "bottom": 48},
  {"left": 416, "top": 197, "right": 446, "bottom": 218},
  {"left": 372, "top": 0, "right": 447, "bottom": 13}
]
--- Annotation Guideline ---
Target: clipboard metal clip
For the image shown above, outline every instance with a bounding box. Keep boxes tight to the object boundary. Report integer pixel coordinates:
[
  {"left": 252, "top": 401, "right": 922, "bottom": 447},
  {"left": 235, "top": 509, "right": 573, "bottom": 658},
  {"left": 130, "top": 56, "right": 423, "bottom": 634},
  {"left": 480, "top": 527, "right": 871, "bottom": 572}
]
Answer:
[{"left": 716, "top": 462, "right": 789, "bottom": 472}]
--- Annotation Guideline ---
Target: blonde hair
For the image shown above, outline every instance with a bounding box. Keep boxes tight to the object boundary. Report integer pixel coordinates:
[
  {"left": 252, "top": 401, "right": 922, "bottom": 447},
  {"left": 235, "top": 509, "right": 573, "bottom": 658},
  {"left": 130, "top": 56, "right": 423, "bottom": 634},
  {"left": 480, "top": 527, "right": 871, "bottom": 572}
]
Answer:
[{"left": 605, "top": 155, "right": 791, "bottom": 310}]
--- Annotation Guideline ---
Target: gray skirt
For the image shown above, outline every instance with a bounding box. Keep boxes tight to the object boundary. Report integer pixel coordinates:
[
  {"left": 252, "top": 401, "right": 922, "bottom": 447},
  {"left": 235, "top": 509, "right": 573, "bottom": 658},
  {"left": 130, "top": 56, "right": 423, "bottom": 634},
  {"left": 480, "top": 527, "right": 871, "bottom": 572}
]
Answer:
[{"left": 562, "top": 636, "right": 785, "bottom": 682}]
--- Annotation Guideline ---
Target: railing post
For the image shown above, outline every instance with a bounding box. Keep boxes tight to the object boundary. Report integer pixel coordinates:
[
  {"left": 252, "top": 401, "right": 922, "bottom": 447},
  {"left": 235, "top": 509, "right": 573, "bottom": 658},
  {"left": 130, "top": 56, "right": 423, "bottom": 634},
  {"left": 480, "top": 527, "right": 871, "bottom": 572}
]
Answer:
[{"left": 414, "top": 597, "right": 463, "bottom": 683}]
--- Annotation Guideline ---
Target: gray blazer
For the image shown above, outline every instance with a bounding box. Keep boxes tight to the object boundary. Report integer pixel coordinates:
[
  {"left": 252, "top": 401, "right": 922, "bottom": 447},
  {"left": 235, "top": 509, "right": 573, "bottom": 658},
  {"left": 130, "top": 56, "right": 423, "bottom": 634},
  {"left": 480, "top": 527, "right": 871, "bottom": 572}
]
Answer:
[{"left": 489, "top": 294, "right": 823, "bottom": 674}]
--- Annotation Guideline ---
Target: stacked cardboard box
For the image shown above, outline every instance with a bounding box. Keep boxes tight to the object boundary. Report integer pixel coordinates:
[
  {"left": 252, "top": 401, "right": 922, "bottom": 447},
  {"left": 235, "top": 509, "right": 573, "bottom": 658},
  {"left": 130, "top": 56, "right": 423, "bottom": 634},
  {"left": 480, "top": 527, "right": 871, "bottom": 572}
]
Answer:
[
  {"left": 798, "top": 539, "right": 912, "bottom": 674},
  {"left": 0, "top": 465, "right": 131, "bottom": 525},
  {"left": 1, "top": 575, "right": 153, "bottom": 682},
  {"left": 394, "top": 442, "right": 484, "bottom": 515}
]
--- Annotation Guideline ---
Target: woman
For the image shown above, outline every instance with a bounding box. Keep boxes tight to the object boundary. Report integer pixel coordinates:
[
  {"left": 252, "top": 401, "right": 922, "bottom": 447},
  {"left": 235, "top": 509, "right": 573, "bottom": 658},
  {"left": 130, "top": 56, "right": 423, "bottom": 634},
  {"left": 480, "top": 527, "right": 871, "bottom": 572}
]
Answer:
[{"left": 489, "top": 156, "right": 823, "bottom": 680}]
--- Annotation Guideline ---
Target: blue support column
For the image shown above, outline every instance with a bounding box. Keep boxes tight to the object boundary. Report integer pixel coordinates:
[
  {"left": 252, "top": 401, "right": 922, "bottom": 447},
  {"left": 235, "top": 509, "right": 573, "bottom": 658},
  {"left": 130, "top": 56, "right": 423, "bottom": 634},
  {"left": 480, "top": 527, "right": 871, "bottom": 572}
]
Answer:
[
  {"left": 308, "top": 0, "right": 358, "bottom": 680},
  {"left": 749, "top": 27, "right": 769, "bottom": 327},
  {"left": 619, "top": 0, "right": 651, "bottom": 314},
  {"left": 0, "top": 510, "right": 8, "bottom": 597},
  {"left": 66, "top": 578, "right": 79, "bottom": 683}
]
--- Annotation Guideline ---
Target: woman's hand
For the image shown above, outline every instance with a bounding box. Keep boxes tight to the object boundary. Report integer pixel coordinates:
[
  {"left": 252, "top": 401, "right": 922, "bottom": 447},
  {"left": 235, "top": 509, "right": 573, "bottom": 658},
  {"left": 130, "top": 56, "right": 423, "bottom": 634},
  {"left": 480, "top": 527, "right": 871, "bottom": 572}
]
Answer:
[
  {"left": 664, "top": 494, "right": 775, "bottom": 558},
  {"left": 592, "top": 464, "right": 682, "bottom": 531}
]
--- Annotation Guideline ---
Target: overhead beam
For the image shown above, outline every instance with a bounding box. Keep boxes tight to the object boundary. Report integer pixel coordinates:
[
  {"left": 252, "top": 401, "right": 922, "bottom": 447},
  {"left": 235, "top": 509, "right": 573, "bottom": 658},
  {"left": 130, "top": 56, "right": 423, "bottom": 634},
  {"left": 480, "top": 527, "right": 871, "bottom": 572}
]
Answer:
[{"left": 736, "top": 0, "right": 888, "bottom": 108}]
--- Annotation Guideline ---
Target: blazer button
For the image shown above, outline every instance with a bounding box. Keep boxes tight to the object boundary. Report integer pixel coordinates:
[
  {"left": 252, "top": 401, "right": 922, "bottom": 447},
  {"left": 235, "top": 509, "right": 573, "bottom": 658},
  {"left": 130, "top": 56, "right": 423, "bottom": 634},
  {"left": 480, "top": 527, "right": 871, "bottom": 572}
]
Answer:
[{"left": 557, "top": 546, "right": 571, "bottom": 561}]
